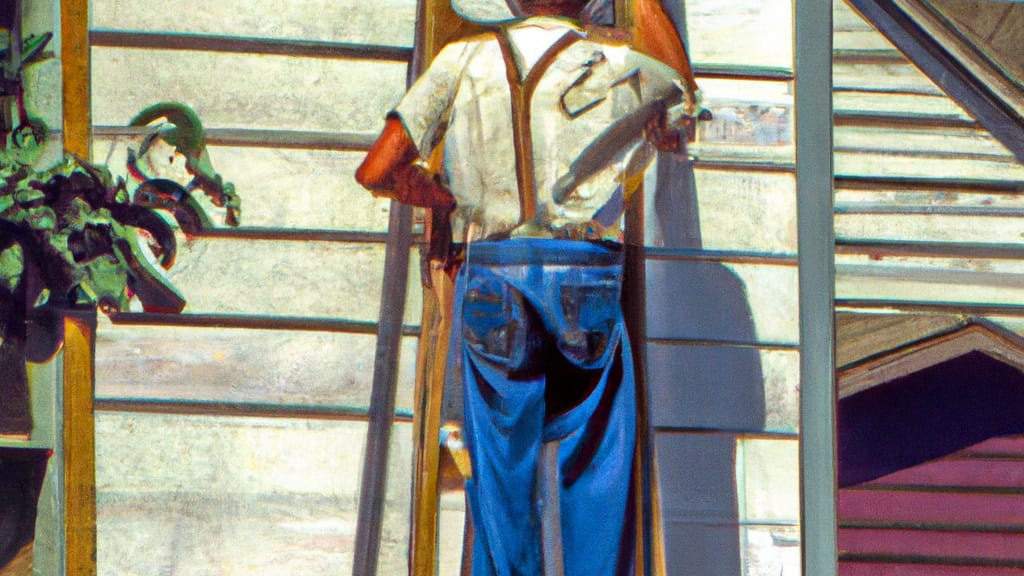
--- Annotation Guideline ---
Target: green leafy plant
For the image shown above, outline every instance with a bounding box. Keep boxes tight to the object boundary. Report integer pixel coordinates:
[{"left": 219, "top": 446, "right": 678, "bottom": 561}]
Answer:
[{"left": 1, "top": 9, "right": 240, "bottom": 433}]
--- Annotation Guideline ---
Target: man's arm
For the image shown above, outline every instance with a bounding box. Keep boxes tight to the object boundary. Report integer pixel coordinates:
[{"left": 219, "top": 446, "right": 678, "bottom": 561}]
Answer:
[
  {"left": 632, "top": 0, "right": 697, "bottom": 93},
  {"left": 355, "top": 117, "right": 454, "bottom": 209},
  {"left": 621, "top": 0, "right": 700, "bottom": 152}
]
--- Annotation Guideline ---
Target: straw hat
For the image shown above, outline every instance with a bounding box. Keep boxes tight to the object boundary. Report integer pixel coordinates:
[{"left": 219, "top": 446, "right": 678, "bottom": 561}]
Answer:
[{"left": 451, "top": 0, "right": 524, "bottom": 23}]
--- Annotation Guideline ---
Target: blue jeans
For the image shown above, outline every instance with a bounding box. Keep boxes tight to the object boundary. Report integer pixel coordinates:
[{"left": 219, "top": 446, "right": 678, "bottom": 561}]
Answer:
[{"left": 450, "top": 239, "right": 636, "bottom": 576}]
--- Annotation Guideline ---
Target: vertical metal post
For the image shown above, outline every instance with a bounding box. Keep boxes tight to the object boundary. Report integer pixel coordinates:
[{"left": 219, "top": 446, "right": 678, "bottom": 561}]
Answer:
[
  {"left": 61, "top": 1, "right": 96, "bottom": 573},
  {"left": 352, "top": 199, "right": 414, "bottom": 576},
  {"left": 794, "top": 1, "right": 837, "bottom": 575}
]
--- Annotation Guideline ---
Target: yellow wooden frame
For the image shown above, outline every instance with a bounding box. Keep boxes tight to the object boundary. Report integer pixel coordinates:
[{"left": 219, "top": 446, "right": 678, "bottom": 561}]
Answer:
[
  {"left": 62, "top": 313, "right": 97, "bottom": 576},
  {"left": 60, "top": 0, "right": 98, "bottom": 573}
]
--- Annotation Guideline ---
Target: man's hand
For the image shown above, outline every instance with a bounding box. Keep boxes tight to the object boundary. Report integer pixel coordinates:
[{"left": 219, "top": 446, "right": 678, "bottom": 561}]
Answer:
[
  {"left": 357, "top": 117, "right": 454, "bottom": 209},
  {"left": 645, "top": 109, "right": 690, "bottom": 152}
]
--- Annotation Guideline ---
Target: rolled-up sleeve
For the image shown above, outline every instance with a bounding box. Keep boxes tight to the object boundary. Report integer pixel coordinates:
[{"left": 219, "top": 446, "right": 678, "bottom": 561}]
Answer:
[{"left": 391, "top": 40, "right": 473, "bottom": 161}]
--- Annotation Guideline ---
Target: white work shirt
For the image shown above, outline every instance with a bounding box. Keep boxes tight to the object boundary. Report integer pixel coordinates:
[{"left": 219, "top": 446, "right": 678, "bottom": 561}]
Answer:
[{"left": 393, "top": 16, "right": 683, "bottom": 242}]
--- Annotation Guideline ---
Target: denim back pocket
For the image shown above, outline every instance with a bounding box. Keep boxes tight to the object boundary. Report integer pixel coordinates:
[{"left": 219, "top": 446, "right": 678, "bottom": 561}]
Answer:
[
  {"left": 557, "top": 280, "right": 621, "bottom": 368},
  {"left": 461, "top": 269, "right": 544, "bottom": 375}
]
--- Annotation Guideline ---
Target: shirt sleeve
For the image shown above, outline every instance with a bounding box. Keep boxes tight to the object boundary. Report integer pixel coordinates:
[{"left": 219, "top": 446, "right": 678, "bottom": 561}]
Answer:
[
  {"left": 622, "top": 47, "right": 683, "bottom": 106},
  {"left": 391, "top": 39, "right": 474, "bottom": 161}
]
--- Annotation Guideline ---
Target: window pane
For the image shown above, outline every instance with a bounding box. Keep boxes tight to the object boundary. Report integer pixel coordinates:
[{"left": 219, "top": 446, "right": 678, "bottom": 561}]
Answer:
[
  {"left": 646, "top": 261, "right": 799, "bottom": 345},
  {"left": 694, "top": 170, "right": 796, "bottom": 254},
  {"left": 647, "top": 345, "right": 799, "bottom": 433},
  {"left": 91, "top": 48, "right": 407, "bottom": 133},
  {"left": 380, "top": 422, "right": 414, "bottom": 574},
  {"left": 91, "top": 0, "right": 418, "bottom": 47},
  {"left": 737, "top": 437, "right": 800, "bottom": 524},
  {"left": 685, "top": 0, "right": 793, "bottom": 69},
  {"left": 95, "top": 320, "right": 419, "bottom": 412},
  {"left": 741, "top": 525, "right": 801, "bottom": 576},
  {"left": 693, "top": 79, "right": 794, "bottom": 164},
  {"left": 96, "top": 412, "right": 370, "bottom": 575},
  {"left": 160, "top": 239, "right": 422, "bottom": 322}
]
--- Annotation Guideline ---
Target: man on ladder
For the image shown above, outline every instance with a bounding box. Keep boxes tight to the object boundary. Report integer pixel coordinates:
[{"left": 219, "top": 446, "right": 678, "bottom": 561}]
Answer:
[{"left": 357, "top": 1, "right": 697, "bottom": 573}]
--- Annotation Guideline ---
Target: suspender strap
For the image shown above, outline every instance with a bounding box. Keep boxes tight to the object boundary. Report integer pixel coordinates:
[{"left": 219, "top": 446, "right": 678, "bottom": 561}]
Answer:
[{"left": 495, "top": 28, "right": 583, "bottom": 226}]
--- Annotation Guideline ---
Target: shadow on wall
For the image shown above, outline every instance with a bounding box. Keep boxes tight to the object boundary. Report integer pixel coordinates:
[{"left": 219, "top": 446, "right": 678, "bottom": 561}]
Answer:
[{"left": 646, "top": 153, "right": 766, "bottom": 576}]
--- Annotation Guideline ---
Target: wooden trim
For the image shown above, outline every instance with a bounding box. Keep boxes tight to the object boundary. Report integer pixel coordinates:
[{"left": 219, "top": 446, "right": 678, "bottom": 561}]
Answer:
[
  {"left": 410, "top": 268, "right": 452, "bottom": 576},
  {"left": 408, "top": 2, "right": 463, "bottom": 574},
  {"left": 838, "top": 322, "right": 1024, "bottom": 398},
  {"left": 62, "top": 312, "right": 97, "bottom": 576},
  {"left": 61, "top": 0, "right": 95, "bottom": 572},
  {"left": 837, "top": 300, "right": 1024, "bottom": 317},
  {"left": 61, "top": 0, "right": 90, "bottom": 159}
]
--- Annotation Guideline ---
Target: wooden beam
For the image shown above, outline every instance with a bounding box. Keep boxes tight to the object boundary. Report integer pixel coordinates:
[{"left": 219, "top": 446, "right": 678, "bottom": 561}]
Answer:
[
  {"left": 408, "top": 2, "right": 467, "bottom": 574},
  {"left": 62, "top": 312, "right": 97, "bottom": 576},
  {"left": 61, "top": 0, "right": 90, "bottom": 159}
]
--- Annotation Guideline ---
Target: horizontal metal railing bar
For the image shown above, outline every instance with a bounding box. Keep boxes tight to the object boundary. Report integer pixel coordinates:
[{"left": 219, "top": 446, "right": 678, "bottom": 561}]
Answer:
[
  {"left": 836, "top": 239, "right": 1024, "bottom": 260},
  {"left": 95, "top": 397, "right": 415, "bottom": 422},
  {"left": 644, "top": 247, "right": 797, "bottom": 266},
  {"left": 835, "top": 175, "right": 1024, "bottom": 193},
  {"left": 692, "top": 63, "right": 793, "bottom": 81},
  {"left": 107, "top": 311, "right": 421, "bottom": 336},
  {"left": 835, "top": 300, "right": 1024, "bottom": 316},
  {"left": 193, "top": 227, "right": 398, "bottom": 243},
  {"left": 94, "top": 126, "right": 379, "bottom": 151},
  {"left": 645, "top": 336, "right": 800, "bottom": 351},
  {"left": 691, "top": 157, "right": 795, "bottom": 173},
  {"left": 652, "top": 425, "right": 798, "bottom": 439},
  {"left": 89, "top": 29, "right": 413, "bottom": 61},
  {"left": 836, "top": 204, "right": 1024, "bottom": 217}
]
